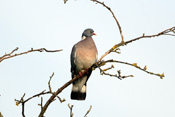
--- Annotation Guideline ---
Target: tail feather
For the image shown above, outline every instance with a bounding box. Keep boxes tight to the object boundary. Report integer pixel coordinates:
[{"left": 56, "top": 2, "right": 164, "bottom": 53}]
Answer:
[
  {"left": 71, "top": 91, "right": 86, "bottom": 100},
  {"left": 71, "top": 85, "right": 86, "bottom": 100}
]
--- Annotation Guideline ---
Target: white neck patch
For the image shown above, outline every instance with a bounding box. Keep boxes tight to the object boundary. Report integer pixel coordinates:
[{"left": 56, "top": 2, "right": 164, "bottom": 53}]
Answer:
[{"left": 81, "top": 36, "right": 86, "bottom": 40}]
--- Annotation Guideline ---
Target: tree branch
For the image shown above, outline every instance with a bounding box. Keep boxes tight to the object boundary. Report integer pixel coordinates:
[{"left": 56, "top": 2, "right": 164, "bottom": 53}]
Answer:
[
  {"left": 0, "top": 112, "right": 3, "bottom": 117},
  {"left": 125, "top": 26, "right": 175, "bottom": 45},
  {"left": 14, "top": 0, "right": 174, "bottom": 116},
  {"left": 0, "top": 48, "right": 63, "bottom": 63},
  {"left": 99, "top": 59, "right": 165, "bottom": 79},
  {"left": 91, "top": 0, "right": 124, "bottom": 42},
  {"left": 98, "top": 26, "right": 175, "bottom": 61},
  {"left": 38, "top": 71, "right": 86, "bottom": 117},
  {"left": 67, "top": 104, "right": 92, "bottom": 117},
  {"left": 15, "top": 91, "right": 50, "bottom": 117},
  {"left": 68, "top": 104, "right": 74, "bottom": 117},
  {"left": 84, "top": 105, "right": 92, "bottom": 117},
  {"left": 48, "top": 72, "right": 66, "bottom": 103},
  {"left": 15, "top": 72, "right": 66, "bottom": 117},
  {"left": 37, "top": 25, "right": 174, "bottom": 116}
]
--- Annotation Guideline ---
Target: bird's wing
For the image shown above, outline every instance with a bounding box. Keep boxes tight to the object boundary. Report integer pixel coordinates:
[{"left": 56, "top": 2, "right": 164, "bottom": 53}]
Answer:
[{"left": 70, "top": 45, "right": 76, "bottom": 79}]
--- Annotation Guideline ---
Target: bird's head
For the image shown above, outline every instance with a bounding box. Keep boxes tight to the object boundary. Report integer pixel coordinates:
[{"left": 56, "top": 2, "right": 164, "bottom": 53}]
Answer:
[{"left": 81, "top": 28, "right": 96, "bottom": 40}]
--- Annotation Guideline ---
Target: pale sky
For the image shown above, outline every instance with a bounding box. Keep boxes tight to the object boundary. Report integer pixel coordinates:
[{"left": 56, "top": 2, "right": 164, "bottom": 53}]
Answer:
[{"left": 0, "top": 0, "right": 175, "bottom": 117}]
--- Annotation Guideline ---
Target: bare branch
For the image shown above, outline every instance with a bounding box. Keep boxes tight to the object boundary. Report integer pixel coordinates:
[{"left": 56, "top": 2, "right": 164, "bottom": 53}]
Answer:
[
  {"left": 38, "top": 29, "right": 170, "bottom": 115},
  {"left": 125, "top": 26, "right": 175, "bottom": 45},
  {"left": 0, "top": 48, "right": 63, "bottom": 63},
  {"left": 0, "top": 47, "right": 19, "bottom": 59},
  {"left": 67, "top": 104, "right": 92, "bottom": 117},
  {"left": 0, "top": 112, "right": 3, "bottom": 117},
  {"left": 4, "top": 0, "right": 173, "bottom": 116},
  {"left": 91, "top": 0, "right": 124, "bottom": 42},
  {"left": 24, "top": 90, "right": 50, "bottom": 103},
  {"left": 13, "top": 1, "right": 173, "bottom": 116},
  {"left": 15, "top": 17, "right": 172, "bottom": 117},
  {"left": 100, "top": 59, "right": 165, "bottom": 79},
  {"left": 15, "top": 72, "right": 65, "bottom": 117},
  {"left": 84, "top": 105, "right": 92, "bottom": 117},
  {"left": 97, "top": 41, "right": 125, "bottom": 62},
  {"left": 48, "top": 72, "right": 55, "bottom": 93},
  {"left": 64, "top": 0, "right": 68, "bottom": 4},
  {"left": 38, "top": 67, "right": 94, "bottom": 117},
  {"left": 98, "top": 63, "right": 134, "bottom": 80},
  {"left": 38, "top": 97, "right": 44, "bottom": 113},
  {"left": 15, "top": 93, "right": 26, "bottom": 117},
  {"left": 98, "top": 26, "right": 175, "bottom": 62},
  {"left": 15, "top": 91, "right": 50, "bottom": 117},
  {"left": 68, "top": 103, "right": 74, "bottom": 117},
  {"left": 48, "top": 72, "right": 66, "bottom": 103}
]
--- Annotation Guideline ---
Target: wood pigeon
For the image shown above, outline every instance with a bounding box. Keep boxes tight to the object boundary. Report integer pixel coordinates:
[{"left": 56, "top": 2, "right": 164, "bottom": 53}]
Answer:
[{"left": 70, "top": 28, "right": 98, "bottom": 100}]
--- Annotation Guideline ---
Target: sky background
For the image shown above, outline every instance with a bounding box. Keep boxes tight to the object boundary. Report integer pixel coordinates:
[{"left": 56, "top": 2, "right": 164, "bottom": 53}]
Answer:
[{"left": 0, "top": 0, "right": 175, "bottom": 117}]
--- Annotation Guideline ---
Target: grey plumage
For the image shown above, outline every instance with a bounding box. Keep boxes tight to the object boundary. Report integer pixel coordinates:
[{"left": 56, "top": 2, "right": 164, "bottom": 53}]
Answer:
[{"left": 70, "top": 28, "right": 98, "bottom": 100}]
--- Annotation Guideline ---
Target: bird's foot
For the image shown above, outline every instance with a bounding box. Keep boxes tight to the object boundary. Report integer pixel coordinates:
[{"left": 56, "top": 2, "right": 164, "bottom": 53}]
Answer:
[
  {"left": 79, "top": 72, "right": 83, "bottom": 78},
  {"left": 86, "top": 68, "right": 89, "bottom": 74}
]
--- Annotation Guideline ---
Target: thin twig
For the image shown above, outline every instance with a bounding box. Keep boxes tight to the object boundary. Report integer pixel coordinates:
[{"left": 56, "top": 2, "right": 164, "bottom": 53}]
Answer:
[
  {"left": 40, "top": 97, "right": 43, "bottom": 112},
  {"left": 38, "top": 67, "right": 94, "bottom": 117},
  {"left": 0, "top": 47, "right": 19, "bottom": 59},
  {"left": 68, "top": 103, "right": 74, "bottom": 117},
  {"left": 91, "top": 0, "right": 124, "bottom": 42},
  {"left": 98, "top": 26, "right": 175, "bottom": 62},
  {"left": 15, "top": 91, "right": 50, "bottom": 117},
  {"left": 101, "top": 59, "right": 165, "bottom": 79},
  {"left": 64, "top": 0, "right": 68, "bottom": 4},
  {"left": 0, "top": 112, "right": 3, "bottom": 117},
  {"left": 0, "top": 48, "right": 62, "bottom": 63},
  {"left": 48, "top": 72, "right": 66, "bottom": 103},
  {"left": 48, "top": 72, "right": 54, "bottom": 93},
  {"left": 15, "top": 72, "right": 67, "bottom": 117},
  {"left": 14, "top": 93, "right": 26, "bottom": 117},
  {"left": 84, "top": 105, "right": 92, "bottom": 117},
  {"left": 24, "top": 90, "right": 50, "bottom": 103},
  {"left": 125, "top": 26, "right": 175, "bottom": 45},
  {"left": 99, "top": 66, "right": 133, "bottom": 80}
]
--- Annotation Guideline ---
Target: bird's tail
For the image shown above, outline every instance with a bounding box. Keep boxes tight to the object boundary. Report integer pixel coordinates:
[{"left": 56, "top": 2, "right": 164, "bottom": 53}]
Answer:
[{"left": 71, "top": 85, "right": 86, "bottom": 100}]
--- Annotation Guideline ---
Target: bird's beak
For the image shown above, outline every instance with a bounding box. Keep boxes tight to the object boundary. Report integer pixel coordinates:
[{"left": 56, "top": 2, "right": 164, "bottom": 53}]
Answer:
[{"left": 93, "top": 32, "right": 97, "bottom": 36}]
